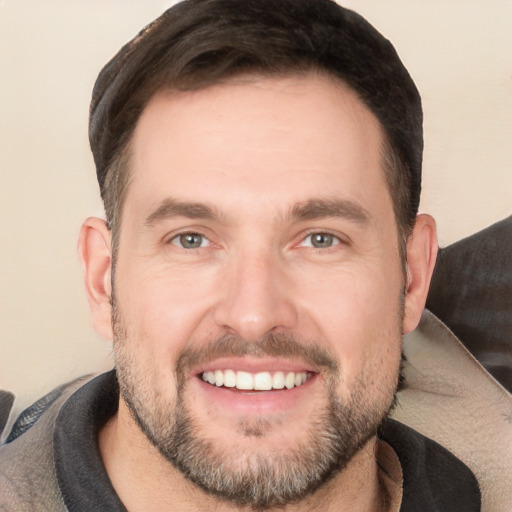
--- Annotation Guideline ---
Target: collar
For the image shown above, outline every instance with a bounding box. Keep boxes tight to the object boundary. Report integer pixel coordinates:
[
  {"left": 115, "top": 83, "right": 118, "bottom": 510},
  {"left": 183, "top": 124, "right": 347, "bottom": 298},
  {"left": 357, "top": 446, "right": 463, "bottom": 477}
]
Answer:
[{"left": 54, "top": 371, "right": 126, "bottom": 511}]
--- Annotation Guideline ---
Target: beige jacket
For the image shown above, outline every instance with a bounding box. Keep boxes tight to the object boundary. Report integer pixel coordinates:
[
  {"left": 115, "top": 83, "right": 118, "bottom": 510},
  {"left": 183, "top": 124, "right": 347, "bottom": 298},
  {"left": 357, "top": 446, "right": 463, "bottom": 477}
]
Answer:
[{"left": 392, "top": 310, "right": 512, "bottom": 512}]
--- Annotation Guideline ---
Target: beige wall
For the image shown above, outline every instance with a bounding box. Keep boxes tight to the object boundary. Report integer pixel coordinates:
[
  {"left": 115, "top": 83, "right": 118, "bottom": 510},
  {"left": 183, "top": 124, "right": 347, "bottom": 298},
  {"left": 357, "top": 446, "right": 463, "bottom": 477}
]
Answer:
[{"left": 1, "top": 1, "right": 511, "bottom": 417}]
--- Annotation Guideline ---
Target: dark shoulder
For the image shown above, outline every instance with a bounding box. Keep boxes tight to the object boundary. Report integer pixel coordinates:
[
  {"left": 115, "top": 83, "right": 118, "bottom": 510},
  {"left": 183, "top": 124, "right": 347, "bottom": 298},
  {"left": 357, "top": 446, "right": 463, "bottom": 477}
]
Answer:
[{"left": 379, "top": 418, "right": 481, "bottom": 512}]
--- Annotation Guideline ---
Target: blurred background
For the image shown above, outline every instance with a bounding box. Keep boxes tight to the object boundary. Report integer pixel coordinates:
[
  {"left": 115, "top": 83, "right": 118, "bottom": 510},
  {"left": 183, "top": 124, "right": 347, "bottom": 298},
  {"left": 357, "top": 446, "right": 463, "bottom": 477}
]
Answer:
[{"left": 1, "top": 0, "right": 511, "bottom": 420}]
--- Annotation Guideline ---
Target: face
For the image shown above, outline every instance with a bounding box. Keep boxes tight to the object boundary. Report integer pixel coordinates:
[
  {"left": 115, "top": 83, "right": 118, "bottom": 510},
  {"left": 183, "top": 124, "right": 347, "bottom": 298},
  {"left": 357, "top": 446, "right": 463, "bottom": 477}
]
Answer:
[{"left": 112, "top": 75, "right": 405, "bottom": 508}]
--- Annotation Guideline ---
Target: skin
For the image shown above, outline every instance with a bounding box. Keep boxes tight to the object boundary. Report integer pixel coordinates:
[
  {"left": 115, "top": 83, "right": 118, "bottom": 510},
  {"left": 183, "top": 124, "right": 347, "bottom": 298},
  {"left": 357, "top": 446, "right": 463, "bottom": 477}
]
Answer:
[{"left": 79, "top": 74, "right": 437, "bottom": 511}]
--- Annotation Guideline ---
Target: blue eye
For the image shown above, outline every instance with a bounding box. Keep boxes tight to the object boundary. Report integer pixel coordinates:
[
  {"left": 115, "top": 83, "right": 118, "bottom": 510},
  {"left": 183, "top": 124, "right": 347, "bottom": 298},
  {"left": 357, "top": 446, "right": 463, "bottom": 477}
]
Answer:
[
  {"left": 171, "top": 233, "right": 209, "bottom": 249},
  {"left": 302, "top": 233, "right": 340, "bottom": 249}
]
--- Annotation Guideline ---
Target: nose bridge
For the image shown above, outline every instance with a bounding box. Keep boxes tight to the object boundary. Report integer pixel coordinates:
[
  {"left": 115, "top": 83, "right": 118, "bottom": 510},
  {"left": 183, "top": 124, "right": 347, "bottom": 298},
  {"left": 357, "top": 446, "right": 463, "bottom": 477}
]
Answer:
[{"left": 214, "top": 243, "right": 297, "bottom": 340}]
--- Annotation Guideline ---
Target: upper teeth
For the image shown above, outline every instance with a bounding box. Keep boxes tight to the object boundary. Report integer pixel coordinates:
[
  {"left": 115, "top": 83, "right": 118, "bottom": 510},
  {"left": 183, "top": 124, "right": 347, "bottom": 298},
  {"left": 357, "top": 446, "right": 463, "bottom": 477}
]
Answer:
[{"left": 201, "top": 370, "right": 308, "bottom": 390}]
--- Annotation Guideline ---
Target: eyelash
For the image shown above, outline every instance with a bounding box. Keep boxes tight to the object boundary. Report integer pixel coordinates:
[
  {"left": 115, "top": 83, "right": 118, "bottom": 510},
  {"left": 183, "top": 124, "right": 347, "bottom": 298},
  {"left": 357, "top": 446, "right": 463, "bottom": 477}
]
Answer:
[
  {"left": 167, "top": 230, "right": 345, "bottom": 252},
  {"left": 169, "top": 232, "right": 211, "bottom": 249},
  {"left": 298, "top": 231, "right": 343, "bottom": 250}
]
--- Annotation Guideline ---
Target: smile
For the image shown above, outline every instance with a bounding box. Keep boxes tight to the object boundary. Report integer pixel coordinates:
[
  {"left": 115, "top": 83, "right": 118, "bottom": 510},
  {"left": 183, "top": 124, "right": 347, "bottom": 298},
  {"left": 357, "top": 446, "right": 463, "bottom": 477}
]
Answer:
[{"left": 201, "top": 370, "right": 310, "bottom": 391}]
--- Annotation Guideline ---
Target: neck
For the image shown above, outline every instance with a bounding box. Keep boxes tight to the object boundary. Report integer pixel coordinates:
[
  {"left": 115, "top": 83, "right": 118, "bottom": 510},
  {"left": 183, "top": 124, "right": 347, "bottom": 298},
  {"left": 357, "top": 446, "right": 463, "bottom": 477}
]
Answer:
[{"left": 98, "top": 399, "right": 388, "bottom": 512}]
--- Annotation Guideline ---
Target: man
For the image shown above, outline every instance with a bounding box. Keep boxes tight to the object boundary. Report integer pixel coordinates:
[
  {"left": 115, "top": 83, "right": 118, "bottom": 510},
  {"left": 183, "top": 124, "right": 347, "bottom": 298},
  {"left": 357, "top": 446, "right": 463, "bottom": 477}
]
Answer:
[{"left": 1, "top": 0, "right": 504, "bottom": 510}]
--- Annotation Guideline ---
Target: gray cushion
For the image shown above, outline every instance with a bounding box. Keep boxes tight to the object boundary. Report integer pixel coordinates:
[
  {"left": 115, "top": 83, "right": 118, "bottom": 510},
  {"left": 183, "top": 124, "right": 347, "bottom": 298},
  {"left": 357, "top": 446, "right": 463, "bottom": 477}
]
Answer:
[{"left": 427, "top": 216, "right": 512, "bottom": 392}]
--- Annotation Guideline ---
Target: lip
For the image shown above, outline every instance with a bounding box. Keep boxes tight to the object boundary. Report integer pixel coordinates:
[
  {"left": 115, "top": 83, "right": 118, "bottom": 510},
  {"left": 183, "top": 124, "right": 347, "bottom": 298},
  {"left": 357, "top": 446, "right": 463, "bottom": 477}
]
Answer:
[
  {"left": 189, "top": 360, "right": 319, "bottom": 416},
  {"left": 191, "top": 356, "right": 315, "bottom": 376}
]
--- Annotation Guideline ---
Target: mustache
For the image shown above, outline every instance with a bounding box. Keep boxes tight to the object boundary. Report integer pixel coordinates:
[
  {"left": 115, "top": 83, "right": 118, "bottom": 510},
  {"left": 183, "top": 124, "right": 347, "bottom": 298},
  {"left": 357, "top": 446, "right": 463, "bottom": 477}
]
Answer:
[{"left": 175, "top": 332, "right": 339, "bottom": 382}]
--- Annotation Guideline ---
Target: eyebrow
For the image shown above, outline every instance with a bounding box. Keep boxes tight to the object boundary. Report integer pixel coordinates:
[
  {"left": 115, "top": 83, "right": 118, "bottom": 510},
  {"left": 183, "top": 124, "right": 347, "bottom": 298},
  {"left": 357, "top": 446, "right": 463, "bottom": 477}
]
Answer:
[
  {"left": 289, "top": 198, "right": 371, "bottom": 224},
  {"left": 143, "top": 196, "right": 371, "bottom": 228},
  {"left": 143, "top": 198, "right": 222, "bottom": 227}
]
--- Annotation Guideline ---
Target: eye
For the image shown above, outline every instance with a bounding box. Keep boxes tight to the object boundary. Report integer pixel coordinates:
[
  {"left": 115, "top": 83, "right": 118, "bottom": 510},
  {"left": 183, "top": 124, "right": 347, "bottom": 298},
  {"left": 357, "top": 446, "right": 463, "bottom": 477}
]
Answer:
[
  {"left": 300, "top": 232, "right": 341, "bottom": 249},
  {"left": 170, "top": 233, "right": 210, "bottom": 249}
]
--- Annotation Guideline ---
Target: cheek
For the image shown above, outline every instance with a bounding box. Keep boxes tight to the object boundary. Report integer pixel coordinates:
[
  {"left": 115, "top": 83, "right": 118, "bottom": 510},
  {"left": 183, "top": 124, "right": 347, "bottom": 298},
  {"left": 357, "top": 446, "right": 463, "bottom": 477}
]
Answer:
[
  {"left": 297, "top": 264, "right": 403, "bottom": 380},
  {"left": 301, "top": 260, "right": 402, "bottom": 327},
  {"left": 114, "top": 263, "right": 219, "bottom": 356}
]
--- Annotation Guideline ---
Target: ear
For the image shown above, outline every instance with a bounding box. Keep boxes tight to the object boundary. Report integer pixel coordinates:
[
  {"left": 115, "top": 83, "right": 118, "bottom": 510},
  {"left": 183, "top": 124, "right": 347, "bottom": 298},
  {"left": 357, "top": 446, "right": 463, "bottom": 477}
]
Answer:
[
  {"left": 403, "top": 214, "right": 438, "bottom": 334},
  {"left": 78, "top": 217, "right": 113, "bottom": 340}
]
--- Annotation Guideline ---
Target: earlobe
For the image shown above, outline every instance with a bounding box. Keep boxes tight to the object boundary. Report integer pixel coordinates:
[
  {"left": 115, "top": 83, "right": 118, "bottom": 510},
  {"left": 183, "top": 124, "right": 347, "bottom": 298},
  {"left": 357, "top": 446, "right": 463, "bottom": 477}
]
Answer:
[
  {"left": 78, "top": 217, "right": 113, "bottom": 340},
  {"left": 402, "top": 214, "right": 438, "bottom": 334}
]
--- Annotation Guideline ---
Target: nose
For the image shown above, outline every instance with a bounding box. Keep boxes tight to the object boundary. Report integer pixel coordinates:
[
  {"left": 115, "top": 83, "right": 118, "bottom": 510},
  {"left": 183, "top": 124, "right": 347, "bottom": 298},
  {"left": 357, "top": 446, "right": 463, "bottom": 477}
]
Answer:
[{"left": 213, "top": 248, "right": 298, "bottom": 341}]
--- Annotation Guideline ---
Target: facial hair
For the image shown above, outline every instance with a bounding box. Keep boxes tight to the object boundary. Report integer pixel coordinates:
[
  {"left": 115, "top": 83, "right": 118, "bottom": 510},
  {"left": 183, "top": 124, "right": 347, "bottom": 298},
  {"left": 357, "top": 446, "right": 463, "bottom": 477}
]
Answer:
[{"left": 112, "top": 298, "right": 401, "bottom": 511}]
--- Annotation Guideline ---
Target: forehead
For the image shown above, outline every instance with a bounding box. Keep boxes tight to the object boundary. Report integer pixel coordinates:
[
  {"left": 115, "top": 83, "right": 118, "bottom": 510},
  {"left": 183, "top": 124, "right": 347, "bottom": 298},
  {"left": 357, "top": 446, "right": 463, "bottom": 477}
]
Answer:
[{"left": 126, "top": 73, "right": 389, "bottom": 220}]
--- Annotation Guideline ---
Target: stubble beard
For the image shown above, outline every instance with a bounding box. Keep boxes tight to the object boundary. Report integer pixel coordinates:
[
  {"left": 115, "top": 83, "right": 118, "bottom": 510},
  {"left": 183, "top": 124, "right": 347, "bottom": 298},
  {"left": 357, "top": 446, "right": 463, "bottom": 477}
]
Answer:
[{"left": 112, "top": 302, "right": 401, "bottom": 510}]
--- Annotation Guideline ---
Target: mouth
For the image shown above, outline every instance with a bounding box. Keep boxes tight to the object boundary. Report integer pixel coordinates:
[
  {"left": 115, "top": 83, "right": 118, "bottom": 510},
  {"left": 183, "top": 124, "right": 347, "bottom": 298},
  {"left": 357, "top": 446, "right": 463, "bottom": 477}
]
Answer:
[
  {"left": 200, "top": 369, "right": 311, "bottom": 391},
  {"left": 190, "top": 358, "right": 320, "bottom": 415}
]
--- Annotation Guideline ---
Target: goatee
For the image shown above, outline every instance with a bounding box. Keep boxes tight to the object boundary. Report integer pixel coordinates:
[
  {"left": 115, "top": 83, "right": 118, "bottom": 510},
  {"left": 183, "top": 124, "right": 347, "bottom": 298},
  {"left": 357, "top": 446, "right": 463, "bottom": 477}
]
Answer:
[{"left": 113, "top": 325, "right": 398, "bottom": 510}]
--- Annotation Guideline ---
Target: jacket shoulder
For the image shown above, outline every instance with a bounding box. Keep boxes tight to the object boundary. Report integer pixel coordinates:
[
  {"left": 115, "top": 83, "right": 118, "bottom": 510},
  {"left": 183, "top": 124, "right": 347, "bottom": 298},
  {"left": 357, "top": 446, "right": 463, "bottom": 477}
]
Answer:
[{"left": 0, "top": 375, "right": 93, "bottom": 512}]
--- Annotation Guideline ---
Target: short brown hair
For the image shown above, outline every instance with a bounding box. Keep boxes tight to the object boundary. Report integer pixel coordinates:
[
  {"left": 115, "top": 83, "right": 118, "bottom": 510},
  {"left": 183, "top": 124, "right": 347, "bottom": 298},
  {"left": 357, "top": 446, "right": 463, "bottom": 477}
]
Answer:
[{"left": 90, "top": 0, "right": 422, "bottom": 255}]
